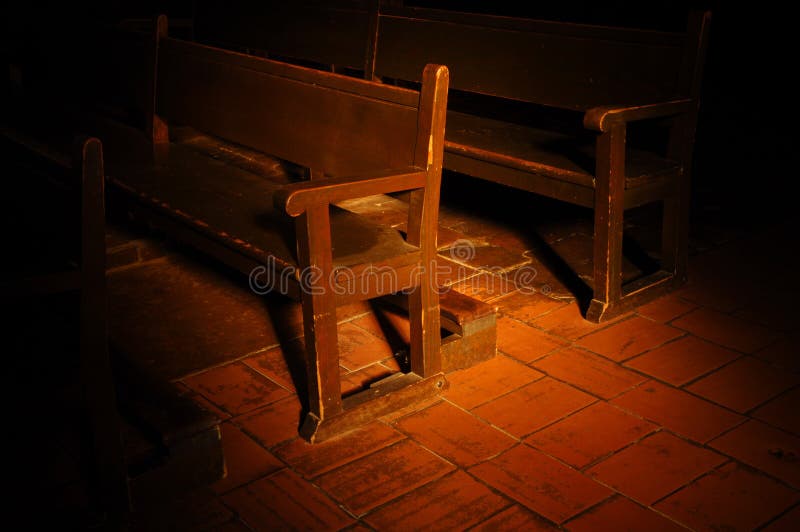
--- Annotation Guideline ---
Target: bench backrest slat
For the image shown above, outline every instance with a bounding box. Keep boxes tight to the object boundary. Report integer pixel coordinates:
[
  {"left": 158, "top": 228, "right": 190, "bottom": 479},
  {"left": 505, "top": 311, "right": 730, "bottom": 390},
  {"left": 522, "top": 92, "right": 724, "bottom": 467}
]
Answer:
[
  {"left": 157, "top": 36, "right": 421, "bottom": 176},
  {"left": 192, "top": 3, "right": 704, "bottom": 111},
  {"left": 373, "top": 7, "right": 689, "bottom": 110}
]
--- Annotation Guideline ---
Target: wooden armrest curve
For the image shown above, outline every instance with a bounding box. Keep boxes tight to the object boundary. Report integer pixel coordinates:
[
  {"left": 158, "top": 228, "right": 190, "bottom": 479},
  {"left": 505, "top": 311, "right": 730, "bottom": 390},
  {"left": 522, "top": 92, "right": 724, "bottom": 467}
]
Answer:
[
  {"left": 584, "top": 99, "right": 693, "bottom": 132},
  {"left": 274, "top": 167, "right": 427, "bottom": 216}
]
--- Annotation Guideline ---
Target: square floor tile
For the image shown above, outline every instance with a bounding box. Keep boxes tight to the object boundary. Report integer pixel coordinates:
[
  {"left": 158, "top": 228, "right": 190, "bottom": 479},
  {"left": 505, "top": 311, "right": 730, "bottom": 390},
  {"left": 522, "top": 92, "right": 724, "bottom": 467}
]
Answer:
[
  {"left": 473, "top": 377, "right": 596, "bottom": 438},
  {"left": 577, "top": 316, "right": 684, "bottom": 362},
  {"left": 222, "top": 469, "right": 354, "bottom": 530},
  {"left": 687, "top": 356, "right": 798, "bottom": 413},
  {"left": 710, "top": 420, "right": 800, "bottom": 489},
  {"left": 394, "top": 401, "right": 516, "bottom": 467},
  {"left": 611, "top": 381, "right": 744, "bottom": 443},
  {"left": 496, "top": 317, "right": 568, "bottom": 363},
  {"left": 470, "top": 445, "right": 611, "bottom": 524},
  {"left": 566, "top": 495, "right": 685, "bottom": 532},
  {"left": 243, "top": 342, "right": 301, "bottom": 393},
  {"left": 674, "top": 278, "right": 743, "bottom": 314},
  {"left": 315, "top": 439, "right": 455, "bottom": 515},
  {"left": 450, "top": 271, "right": 517, "bottom": 301},
  {"left": 761, "top": 504, "right": 800, "bottom": 531},
  {"left": 526, "top": 402, "right": 657, "bottom": 469},
  {"left": 273, "top": 421, "right": 404, "bottom": 479},
  {"left": 587, "top": 431, "right": 726, "bottom": 505},
  {"left": 655, "top": 462, "right": 800, "bottom": 531},
  {"left": 234, "top": 395, "right": 303, "bottom": 449},
  {"left": 533, "top": 348, "right": 646, "bottom": 399},
  {"left": 494, "top": 290, "right": 567, "bottom": 324},
  {"left": 184, "top": 362, "right": 291, "bottom": 416},
  {"left": 212, "top": 423, "right": 283, "bottom": 494},
  {"left": 624, "top": 336, "right": 740, "bottom": 386},
  {"left": 755, "top": 336, "right": 800, "bottom": 374},
  {"left": 636, "top": 295, "right": 697, "bottom": 323},
  {"left": 337, "top": 322, "right": 398, "bottom": 371},
  {"left": 471, "top": 504, "right": 558, "bottom": 531},
  {"left": 532, "top": 304, "right": 623, "bottom": 341},
  {"left": 672, "top": 308, "right": 779, "bottom": 354},
  {"left": 753, "top": 388, "right": 800, "bottom": 436},
  {"left": 444, "top": 354, "right": 544, "bottom": 410},
  {"left": 363, "top": 471, "right": 510, "bottom": 531},
  {"left": 350, "top": 307, "right": 411, "bottom": 347}
]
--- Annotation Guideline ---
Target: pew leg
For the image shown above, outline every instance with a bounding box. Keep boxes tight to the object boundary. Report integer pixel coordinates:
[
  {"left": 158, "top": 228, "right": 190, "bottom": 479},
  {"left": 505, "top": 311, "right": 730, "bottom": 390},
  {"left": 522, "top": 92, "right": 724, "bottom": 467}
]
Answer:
[
  {"left": 79, "top": 138, "right": 130, "bottom": 521},
  {"left": 298, "top": 288, "right": 343, "bottom": 441},
  {"left": 294, "top": 205, "right": 343, "bottom": 441},
  {"left": 667, "top": 114, "right": 695, "bottom": 288},
  {"left": 293, "top": 204, "right": 447, "bottom": 443},
  {"left": 661, "top": 195, "right": 680, "bottom": 276},
  {"left": 587, "top": 125, "right": 626, "bottom": 323},
  {"left": 408, "top": 267, "right": 442, "bottom": 377},
  {"left": 659, "top": 181, "right": 690, "bottom": 295}
]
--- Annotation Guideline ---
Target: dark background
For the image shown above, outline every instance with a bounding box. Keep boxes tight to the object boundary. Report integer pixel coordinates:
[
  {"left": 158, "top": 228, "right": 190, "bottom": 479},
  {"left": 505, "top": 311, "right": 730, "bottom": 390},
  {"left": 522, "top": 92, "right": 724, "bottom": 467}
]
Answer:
[{"left": 4, "top": 0, "right": 797, "bottom": 226}]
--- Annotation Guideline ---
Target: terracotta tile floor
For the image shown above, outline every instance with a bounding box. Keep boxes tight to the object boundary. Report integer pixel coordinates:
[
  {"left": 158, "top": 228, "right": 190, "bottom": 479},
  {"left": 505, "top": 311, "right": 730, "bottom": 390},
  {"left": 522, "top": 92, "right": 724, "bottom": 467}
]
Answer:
[
  {"left": 20, "top": 178, "right": 800, "bottom": 530},
  {"left": 120, "top": 204, "right": 798, "bottom": 531}
]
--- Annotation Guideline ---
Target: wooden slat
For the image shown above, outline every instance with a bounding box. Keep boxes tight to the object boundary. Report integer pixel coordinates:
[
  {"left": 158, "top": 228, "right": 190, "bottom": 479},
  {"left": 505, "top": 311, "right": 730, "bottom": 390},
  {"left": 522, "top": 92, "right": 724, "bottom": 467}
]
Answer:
[
  {"left": 161, "top": 36, "right": 418, "bottom": 108},
  {"left": 443, "top": 151, "right": 595, "bottom": 208},
  {"left": 379, "top": 5, "right": 686, "bottom": 45},
  {"left": 158, "top": 37, "right": 419, "bottom": 177},
  {"left": 108, "top": 144, "right": 418, "bottom": 272},
  {"left": 374, "top": 11, "right": 685, "bottom": 109},
  {"left": 444, "top": 111, "right": 681, "bottom": 192},
  {"left": 407, "top": 63, "right": 449, "bottom": 378}
]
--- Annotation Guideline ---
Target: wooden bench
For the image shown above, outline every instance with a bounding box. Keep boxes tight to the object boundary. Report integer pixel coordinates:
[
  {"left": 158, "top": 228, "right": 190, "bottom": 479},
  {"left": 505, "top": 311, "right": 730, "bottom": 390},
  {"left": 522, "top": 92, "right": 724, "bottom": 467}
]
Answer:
[
  {"left": 86, "top": 16, "right": 451, "bottom": 443},
  {"left": 195, "top": 2, "right": 711, "bottom": 321},
  {"left": 0, "top": 127, "right": 130, "bottom": 521}
]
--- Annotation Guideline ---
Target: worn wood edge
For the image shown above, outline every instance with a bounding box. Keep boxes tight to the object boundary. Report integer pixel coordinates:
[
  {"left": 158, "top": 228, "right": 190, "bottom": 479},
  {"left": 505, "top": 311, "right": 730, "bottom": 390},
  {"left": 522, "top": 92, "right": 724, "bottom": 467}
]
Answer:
[
  {"left": 583, "top": 99, "right": 693, "bottom": 132},
  {"left": 586, "top": 269, "right": 678, "bottom": 322},
  {"left": 443, "top": 151, "right": 596, "bottom": 208},
  {"left": 275, "top": 168, "right": 426, "bottom": 217},
  {"left": 299, "top": 372, "right": 448, "bottom": 443},
  {"left": 382, "top": 289, "right": 495, "bottom": 336},
  {"left": 162, "top": 35, "right": 420, "bottom": 108}
]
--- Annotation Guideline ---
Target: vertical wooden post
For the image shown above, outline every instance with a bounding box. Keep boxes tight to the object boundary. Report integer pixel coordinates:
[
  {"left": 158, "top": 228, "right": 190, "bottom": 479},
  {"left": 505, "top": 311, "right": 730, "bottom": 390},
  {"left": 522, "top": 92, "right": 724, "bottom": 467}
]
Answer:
[
  {"left": 587, "top": 123, "right": 626, "bottom": 322},
  {"left": 407, "top": 64, "right": 448, "bottom": 376},
  {"left": 663, "top": 113, "right": 691, "bottom": 277},
  {"left": 666, "top": 10, "right": 712, "bottom": 284},
  {"left": 149, "top": 15, "right": 169, "bottom": 147},
  {"left": 306, "top": 168, "right": 324, "bottom": 180},
  {"left": 295, "top": 204, "right": 342, "bottom": 439},
  {"left": 364, "top": 0, "right": 380, "bottom": 80},
  {"left": 78, "top": 138, "right": 130, "bottom": 519}
]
